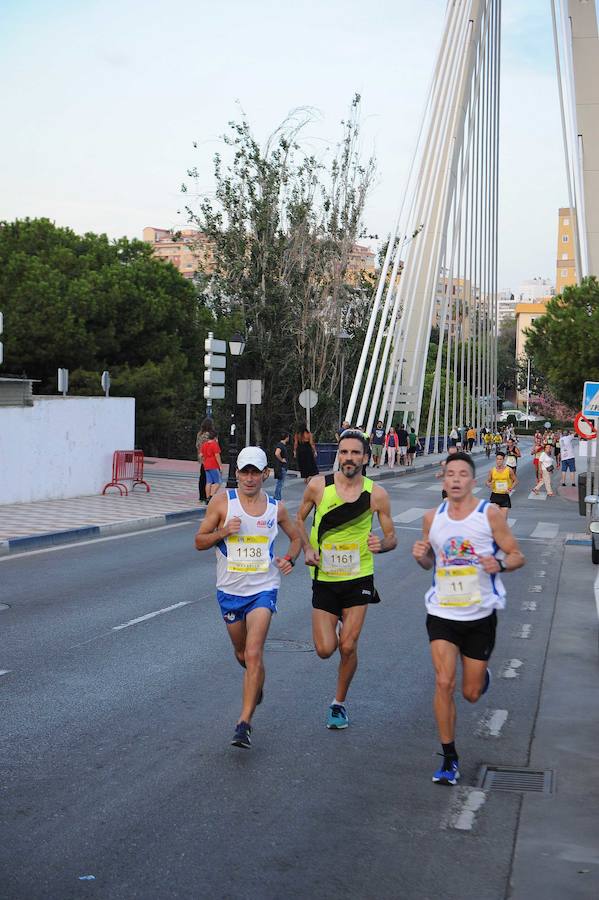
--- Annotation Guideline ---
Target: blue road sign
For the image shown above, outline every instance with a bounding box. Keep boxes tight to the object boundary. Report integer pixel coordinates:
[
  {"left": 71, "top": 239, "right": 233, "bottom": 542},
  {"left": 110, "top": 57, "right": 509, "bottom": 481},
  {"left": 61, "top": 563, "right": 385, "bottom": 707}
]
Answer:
[{"left": 582, "top": 381, "right": 599, "bottom": 417}]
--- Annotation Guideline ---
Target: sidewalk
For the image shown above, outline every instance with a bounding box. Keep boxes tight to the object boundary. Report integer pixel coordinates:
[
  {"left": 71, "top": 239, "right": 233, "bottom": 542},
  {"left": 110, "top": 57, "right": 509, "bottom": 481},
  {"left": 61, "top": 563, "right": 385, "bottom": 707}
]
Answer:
[{"left": 0, "top": 446, "right": 474, "bottom": 554}]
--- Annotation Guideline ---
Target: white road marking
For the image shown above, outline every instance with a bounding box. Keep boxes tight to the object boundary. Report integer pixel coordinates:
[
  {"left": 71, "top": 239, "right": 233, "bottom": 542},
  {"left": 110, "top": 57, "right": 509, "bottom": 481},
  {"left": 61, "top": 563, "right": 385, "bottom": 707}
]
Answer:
[
  {"left": 534, "top": 570, "right": 546, "bottom": 577},
  {"left": 513, "top": 624, "right": 533, "bottom": 638},
  {"left": 528, "top": 585, "right": 543, "bottom": 593},
  {"left": 0, "top": 521, "right": 192, "bottom": 562},
  {"left": 530, "top": 522, "right": 559, "bottom": 539},
  {"left": 0, "top": 669, "right": 11, "bottom": 677},
  {"left": 521, "top": 600, "right": 537, "bottom": 611},
  {"left": 500, "top": 658, "right": 523, "bottom": 679},
  {"left": 392, "top": 507, "right": 428, "bottom": 523},
  {"left": 444, "top": 788, "right": 487, "bottom": 831},
  {"left": 477, "top": 709, "right": 509, "bottom": 737},
  {"left": 528, "top": 491, "right": 547, "bottom": 501},
  {"left": 113, "top": 601, "right": 191, "bottom": 631},
  {"left": 507, "top": 517, "right": 516, "bottom": 527}
]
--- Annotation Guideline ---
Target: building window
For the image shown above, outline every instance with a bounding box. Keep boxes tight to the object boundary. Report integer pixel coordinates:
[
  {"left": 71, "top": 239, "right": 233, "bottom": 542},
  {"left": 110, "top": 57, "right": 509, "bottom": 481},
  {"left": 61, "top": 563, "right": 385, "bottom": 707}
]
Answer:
[
  {"left": 561, "top": 268, "right": 568, "bottom": 277},
  {"left": 562, "top": 253, "right": 568, "bottom": 259},
  {"left": 562, "top": 235, "right": 569, "bottom": 243},
  {"left": 564, "top": 218, "right": 569, "bottom": 225}
]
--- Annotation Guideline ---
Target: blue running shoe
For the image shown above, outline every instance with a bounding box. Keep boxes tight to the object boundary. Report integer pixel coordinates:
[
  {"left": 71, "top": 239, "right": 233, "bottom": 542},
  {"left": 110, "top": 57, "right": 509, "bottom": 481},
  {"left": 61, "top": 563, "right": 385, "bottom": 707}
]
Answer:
[
  {"left": 326, "top": 704, "right": 349, "bottom": 729},
  {"left": 432, "top": 756, "right": 460, "bottom": 785},
  {"left": 231, "top": 721, "right": 252, "bottom": 749},
  {"left": 481, "top": 669, "right": 492, "bottom": 696}
]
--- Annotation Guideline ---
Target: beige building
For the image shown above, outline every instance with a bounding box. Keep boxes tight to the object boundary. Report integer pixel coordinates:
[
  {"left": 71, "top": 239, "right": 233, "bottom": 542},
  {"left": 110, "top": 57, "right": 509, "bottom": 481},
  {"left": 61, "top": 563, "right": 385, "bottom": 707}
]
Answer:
[
  {"left": 556, "top": 208, "right": 577, "bottom": 294},
  {"left": 143, "top": 227, "right": 214, "bottom": 279},
  {"left": 515, "top": 299, "right": 550, "bottom": 405},
  {"left": 346, "top": 243, "right": 377, "bottom": 286}
]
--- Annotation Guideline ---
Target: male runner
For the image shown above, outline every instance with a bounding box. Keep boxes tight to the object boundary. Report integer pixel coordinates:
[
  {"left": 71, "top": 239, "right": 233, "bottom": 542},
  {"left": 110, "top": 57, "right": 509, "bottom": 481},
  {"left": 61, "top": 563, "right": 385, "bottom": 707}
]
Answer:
[
  {"left": 505, "top": 438, "right": 521, "bottom": 475},
  {"left": 486, "top": 449, "right": 517, "bottom": 517},
  {"left": 195, "top": 446, "right": 301, "bottom": 749},
  {"left": 296, "top": 430, "right": 397, "bottom": 729},
  {"left": 412, "top": 452, "right": 525, "bottom": 785}
]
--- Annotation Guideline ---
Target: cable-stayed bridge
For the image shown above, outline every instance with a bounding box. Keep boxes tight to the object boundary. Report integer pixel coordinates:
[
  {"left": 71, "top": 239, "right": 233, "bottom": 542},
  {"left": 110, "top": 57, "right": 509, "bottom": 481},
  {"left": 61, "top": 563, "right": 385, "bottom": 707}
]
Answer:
[{"left": 346, "top": 0, "right": 599, "bottom": 451}]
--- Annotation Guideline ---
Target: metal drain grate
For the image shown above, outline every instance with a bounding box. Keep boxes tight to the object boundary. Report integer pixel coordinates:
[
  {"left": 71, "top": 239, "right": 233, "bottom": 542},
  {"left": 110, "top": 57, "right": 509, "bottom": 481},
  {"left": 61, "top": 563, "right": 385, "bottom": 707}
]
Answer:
[
  {"left": 479, "top": 765, "right": 554, "bottom": 794},
  {"left": 264, "top": 639, "right": 314, "bottom": 652}
]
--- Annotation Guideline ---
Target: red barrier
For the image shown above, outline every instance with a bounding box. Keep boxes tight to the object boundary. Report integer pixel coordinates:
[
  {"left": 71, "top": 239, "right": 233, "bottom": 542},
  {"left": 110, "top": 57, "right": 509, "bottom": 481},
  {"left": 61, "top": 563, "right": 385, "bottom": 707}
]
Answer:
[{"left": 102, "top": 450, "right": 151, "bottom": 495}]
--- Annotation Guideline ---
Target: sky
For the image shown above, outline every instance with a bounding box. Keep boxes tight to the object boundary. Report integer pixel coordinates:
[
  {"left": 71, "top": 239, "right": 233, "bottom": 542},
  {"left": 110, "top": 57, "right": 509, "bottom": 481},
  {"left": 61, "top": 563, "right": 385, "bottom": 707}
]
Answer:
[{"left": 0, "top": 0, "right": 583, "bottom": 291}]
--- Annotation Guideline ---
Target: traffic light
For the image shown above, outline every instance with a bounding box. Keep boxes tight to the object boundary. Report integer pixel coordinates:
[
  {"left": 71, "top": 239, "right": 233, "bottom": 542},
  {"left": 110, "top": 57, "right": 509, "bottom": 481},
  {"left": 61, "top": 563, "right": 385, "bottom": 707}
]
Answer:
[{"left": 204, "top": 332, "right": 226, "bottom": 400}]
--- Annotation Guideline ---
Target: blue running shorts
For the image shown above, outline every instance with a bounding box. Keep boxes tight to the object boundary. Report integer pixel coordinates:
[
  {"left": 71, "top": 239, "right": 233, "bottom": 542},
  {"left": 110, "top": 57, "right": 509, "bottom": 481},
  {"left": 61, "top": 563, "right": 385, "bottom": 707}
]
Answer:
[{"left": 217, "top": 589, "right": 278, "bottom": 624}]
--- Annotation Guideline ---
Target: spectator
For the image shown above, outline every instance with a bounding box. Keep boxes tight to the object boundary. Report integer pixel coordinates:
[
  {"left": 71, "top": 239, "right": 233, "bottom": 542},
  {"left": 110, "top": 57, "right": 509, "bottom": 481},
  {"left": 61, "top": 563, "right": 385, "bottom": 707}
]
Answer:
[
  {"left": 385, "top": 427, "right": 398, "bottom": 468},
  {"left": 370, "top": 421, "right": 386, "bottom": 468},
  {"left": 196, "top": 416, "right": 215, "bottom": 504},
  {"left": 407, "top": 427, "right": 421, "bottom": 466},
  {"left": 449, "top": 426, "right": 459, "bottom": 448},
  {"left": 559, "top": 429, "right": 577, "bottom": 487},
  {"left": 534, "top": 443, "right": 555, "bottom": 497},
  {"left": 466, "top": 425, "right": 476, "bottom": 452},
  {"left": 397, "top": 423, "right": 409, "bottom": 466},
  {"left": 294, "top": 423, "right": 318, "bottom": 483},
  {"left": 272, "top": 431, "right": 290, "bottom": 500},
  {"left": 200, "top": 428, "right": 222, "bottom": 499}
]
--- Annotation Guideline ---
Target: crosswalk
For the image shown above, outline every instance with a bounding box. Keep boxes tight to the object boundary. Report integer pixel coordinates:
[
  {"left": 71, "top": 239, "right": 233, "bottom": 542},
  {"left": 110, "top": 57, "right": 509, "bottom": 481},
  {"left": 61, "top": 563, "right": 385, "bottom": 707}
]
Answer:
[{"left": 391, "top": 507, "right": 562, "bottom": 540}]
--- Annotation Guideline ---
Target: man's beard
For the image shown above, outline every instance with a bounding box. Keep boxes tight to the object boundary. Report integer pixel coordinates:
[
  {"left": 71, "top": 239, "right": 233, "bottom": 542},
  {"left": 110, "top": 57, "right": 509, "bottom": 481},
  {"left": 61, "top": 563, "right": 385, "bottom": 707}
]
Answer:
[{"left": 342, "top": 462, "right": 361, "bottom": 478}]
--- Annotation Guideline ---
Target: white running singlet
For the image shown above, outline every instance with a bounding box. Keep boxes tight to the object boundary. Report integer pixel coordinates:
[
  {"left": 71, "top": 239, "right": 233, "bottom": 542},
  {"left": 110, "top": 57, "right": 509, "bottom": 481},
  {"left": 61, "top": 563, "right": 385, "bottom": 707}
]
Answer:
[
  {"left": 425, "top": 500, "right": 505, "bottom": 621},
  {"left": 215, "top": 490, "right": 280, "bottom": 596}
]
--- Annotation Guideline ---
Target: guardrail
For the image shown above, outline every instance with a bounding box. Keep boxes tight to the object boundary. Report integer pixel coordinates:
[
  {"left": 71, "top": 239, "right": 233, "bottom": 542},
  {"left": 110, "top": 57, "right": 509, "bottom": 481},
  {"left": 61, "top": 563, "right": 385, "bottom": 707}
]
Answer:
[{"left": 102, "top": 450, "right": 150, "bottom": 496}]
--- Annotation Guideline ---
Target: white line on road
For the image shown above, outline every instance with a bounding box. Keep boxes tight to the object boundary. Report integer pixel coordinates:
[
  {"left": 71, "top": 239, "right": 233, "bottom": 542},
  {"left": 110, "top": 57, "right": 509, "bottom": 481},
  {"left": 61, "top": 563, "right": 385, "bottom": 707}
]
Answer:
[
  {"left": 513, "top": 624, "right": 533, "bottom": 639},
  {"left": 530, "top": 522, "right": 559, "bottom": 539},
  {"left": 392, "top": 507, "right": 428, "bottom": 523},
  {"left": 507, "top": 518, "right": 516, "bottom": 527},
  {"left": 444, "top": 788, "right": 487, "bottom": 831},
  {"left": 528, "top": 585, "right": 543, "bottom": 593},
  {"left": 500, "top": 659, "right": 523, "bottom": 679},
  {"left": 534, "top": 570, "right": 546, "bottom": 577},
  {"left": 476, "top": 709, "right": 509, "bottom": 737},
  {"left": 0, "top": 669, "right": 11, "bottom": 677},
  {"left": 521, "top": 600, "right": 537, "bottom": 611},
  {"left": 112, "top": 601, "right": 191, "bottom": 631},
  {"left": 528, "top": 491, "right": 547, "bottom": 501}
]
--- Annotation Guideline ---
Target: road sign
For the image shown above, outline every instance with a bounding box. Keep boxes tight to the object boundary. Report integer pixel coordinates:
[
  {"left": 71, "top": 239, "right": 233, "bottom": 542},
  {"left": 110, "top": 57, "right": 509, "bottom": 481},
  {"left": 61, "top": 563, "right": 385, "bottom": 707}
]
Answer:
[
  {"left": 204, "top": 385, "right": 225, "bottom": 400},
  {"left": 204, "top": 334, "right": 227, "bottom": 354},
  {"left": 582, "top": 381, "right": 599, "bottom": 416},
  {"left": 204, "top": 353, "right": 226, "bottom": 369},
  {"left": 574, "top": 412, "right": 597, "bottom": 440},
  {"left": 204, "top": 369, "right": 225, "bottom": 385},
  {"left": 101, "top": 371, "right": 110, "bottom": 397},
  {"left": 298, "top": 389, "right": 318, "bottom": 409},
  {"left": 237, "top": 380, "right": 262, "bottom": 405},
  {"left": 58, "top": 368, "right": 69, "bottom": 395}
]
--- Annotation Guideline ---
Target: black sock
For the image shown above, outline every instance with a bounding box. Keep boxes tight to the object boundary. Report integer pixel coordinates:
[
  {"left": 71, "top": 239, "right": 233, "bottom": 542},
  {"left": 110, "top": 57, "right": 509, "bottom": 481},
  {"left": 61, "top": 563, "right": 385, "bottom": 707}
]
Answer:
[{"left": 442, "top": 741, "right": 458, "bottom": 759}]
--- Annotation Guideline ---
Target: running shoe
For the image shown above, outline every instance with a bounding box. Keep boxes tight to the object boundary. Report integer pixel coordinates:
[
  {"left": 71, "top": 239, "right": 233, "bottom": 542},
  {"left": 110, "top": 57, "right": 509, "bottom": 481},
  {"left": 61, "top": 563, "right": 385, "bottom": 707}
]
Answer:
[
  {"left": 481, "top": 669, "right": 492, "bottom": 696},
  {"left": 231, "top": 721, "right": 252, "bottom": 749},
  {"left": 326, "top": 704, "right": 349, "bottom": 729},
  {"left": 432, "top": 756, "right": 460, "bottom": 785}
]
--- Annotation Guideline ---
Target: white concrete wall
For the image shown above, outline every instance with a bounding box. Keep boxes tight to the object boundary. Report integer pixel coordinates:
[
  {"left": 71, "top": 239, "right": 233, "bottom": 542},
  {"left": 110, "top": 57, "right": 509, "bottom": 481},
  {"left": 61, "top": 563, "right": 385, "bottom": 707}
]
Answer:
[{"left": 0, "top": 397, "right": 135, "bottom": 504}]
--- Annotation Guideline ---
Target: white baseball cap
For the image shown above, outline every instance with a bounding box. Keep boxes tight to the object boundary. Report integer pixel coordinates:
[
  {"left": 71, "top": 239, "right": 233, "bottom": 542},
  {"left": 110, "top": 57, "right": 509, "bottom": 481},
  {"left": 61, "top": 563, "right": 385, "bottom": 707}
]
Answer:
[{"left": 236, "top": 446, "right": 268, "bottom": 471}]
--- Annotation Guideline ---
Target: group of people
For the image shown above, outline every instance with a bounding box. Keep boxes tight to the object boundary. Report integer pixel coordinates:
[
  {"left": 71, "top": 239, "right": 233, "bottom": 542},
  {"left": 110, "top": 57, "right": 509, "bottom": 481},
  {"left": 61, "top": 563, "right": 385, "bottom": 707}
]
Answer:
[
  {"left": 337, "top": 420, "right": 422, "bottom": 469},
  {"left": 194, "top": 430, "right": 525, "bottom": 788},
  {"left": 530, "top": 428, "right": 577, "bottom": 496}
]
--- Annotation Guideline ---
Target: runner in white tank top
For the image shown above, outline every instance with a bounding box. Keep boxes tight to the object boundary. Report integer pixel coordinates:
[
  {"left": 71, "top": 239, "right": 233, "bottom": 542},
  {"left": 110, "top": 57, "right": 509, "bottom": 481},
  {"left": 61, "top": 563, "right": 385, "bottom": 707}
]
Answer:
[
  {"left": 195, "top": 447, "right": 301, "bottom": 750},
  {"left": 412, "top": 451, "right": 525, "bottom": 786}
]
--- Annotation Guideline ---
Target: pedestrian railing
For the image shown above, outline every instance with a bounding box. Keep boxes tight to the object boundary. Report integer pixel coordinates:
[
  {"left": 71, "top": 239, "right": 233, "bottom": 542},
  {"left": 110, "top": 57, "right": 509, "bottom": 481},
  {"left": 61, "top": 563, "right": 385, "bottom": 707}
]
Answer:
[{"left": 102, "top": 450, "right": 150, "bottom": 496}]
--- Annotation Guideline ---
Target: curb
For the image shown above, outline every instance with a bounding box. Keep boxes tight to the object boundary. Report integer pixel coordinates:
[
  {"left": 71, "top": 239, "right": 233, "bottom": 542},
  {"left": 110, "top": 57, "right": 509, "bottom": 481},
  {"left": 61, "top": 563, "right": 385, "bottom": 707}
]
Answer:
[{"left": 0, "top": 507, "right": 205, "bottom": 556}]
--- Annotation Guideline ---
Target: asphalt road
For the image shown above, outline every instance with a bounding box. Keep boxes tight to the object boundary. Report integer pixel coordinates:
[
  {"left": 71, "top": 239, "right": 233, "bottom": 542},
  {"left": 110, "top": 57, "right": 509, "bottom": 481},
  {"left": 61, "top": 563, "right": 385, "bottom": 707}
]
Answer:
[{"left": 1, "top": 452, "right": 584, "bottom": 899}]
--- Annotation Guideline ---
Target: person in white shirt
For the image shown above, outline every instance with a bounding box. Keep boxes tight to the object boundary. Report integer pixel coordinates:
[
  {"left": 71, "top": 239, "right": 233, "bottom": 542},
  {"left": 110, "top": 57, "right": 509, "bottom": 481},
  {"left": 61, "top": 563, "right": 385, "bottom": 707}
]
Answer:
[
  {"left": 534, "top": 443, "right": 555, "bottom": 496},
  {"left": 559, "top": 430, "right": 577, "bottom": 487}
]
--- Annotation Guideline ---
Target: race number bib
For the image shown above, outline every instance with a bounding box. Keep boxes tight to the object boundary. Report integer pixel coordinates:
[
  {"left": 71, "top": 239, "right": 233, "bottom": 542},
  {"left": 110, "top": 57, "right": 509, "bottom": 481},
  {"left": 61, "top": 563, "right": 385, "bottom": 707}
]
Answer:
[
  {"left": 436, "top": 565, "right": 481, "bottom": 607},
  {"left": 506, "top": 455, "right": 516, "bottom": 467},
  {"left": 227, "top": 535, "right": 269, "bottom": 573},
  {"left": 321, "top": 541, "right": 360, "bottom": 577},
  {"left": 494, "top": 480, "right": 508, "bottom": 493}
]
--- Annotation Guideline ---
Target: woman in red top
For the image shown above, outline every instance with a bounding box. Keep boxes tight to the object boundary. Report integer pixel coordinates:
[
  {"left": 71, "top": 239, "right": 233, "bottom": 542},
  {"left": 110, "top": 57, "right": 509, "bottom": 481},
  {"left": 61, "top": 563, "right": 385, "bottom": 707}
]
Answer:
[{"left": 201, "top": 432, "right": 222, "bottom": 499}]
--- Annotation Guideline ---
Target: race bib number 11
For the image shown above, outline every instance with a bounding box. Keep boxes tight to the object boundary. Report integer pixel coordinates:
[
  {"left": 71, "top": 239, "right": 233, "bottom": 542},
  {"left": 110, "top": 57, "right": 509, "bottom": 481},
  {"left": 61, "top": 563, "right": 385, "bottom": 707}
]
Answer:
[
  {"left": 227, "top": 535, "right": 269, "bottom": 573},
  {"left": 436, "top": 565, "right": 481, "bottom": 607}
]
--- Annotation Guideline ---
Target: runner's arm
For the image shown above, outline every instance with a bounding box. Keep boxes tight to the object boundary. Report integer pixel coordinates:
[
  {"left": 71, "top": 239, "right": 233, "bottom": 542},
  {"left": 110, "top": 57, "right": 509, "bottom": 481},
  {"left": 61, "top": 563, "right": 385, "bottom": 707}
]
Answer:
[
  {"left": 368, "top": 485, "right": 397, "bottom": 553},
  {"left": 295, "top": 477, "right": 323, "bottom": 564},
  {"left": 479, "top": 506, "right": 525, "bottom": 573},
  {"left": 274, "top": 503, "right": 302, "bottom": 574},
  {"left": 509, "top": 468, "right": 518, "bottom": 490},
  {"left": 412, "top": 509, "right": 435, "bottom": 570},
  {"left": 194, "top": 494, "right": 239, "bottom": 550}
]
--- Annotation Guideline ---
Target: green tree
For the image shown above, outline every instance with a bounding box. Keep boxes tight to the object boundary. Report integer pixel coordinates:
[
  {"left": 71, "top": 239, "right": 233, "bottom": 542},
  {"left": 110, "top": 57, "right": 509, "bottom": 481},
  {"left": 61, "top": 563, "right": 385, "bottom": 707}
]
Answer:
[
  {"left": 0, "top": 218, "right": 216, "bottom": 456},
  {"left": 523, "top": 276, "right": 599, "bottom": 408},
  {"left": 497, "top": 316, "right": 517, "bottom": 401},
  {"left": 183, "top": 97, "right": 375, "bottom": 447}
]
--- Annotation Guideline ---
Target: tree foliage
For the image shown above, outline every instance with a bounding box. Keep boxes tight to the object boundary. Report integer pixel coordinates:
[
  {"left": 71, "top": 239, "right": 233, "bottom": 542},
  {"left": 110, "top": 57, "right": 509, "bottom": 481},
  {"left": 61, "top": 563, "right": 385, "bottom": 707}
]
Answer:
[
  {"left": 523, "top": 276, "right": 599, "bottom": 408},
  {"left": 0, "top": 218, "right": 215, "bottom": 455},
  {"left": 183, "top": 97, "right": 375, "bottom": 446}
]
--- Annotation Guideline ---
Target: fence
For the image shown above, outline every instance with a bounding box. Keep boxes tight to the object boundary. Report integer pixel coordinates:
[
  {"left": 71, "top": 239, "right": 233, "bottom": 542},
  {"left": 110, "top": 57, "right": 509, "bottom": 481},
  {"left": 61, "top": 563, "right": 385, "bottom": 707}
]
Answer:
[{"left": 102, "top": 450, "right": 150, "bottom": 496}]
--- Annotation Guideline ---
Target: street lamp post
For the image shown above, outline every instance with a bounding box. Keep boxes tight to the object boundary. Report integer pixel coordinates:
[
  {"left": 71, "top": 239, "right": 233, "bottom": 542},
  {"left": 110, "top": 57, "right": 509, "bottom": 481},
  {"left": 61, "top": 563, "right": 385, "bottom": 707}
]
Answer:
[
  {"left": 226, "top": 332, "right": 246, "bottom": 488},
  {"left": 336, "top": 329, "right": 351, "bottom": 426},
  {"left": 525, "top": 357, "right": 531, "bottom": 428}
]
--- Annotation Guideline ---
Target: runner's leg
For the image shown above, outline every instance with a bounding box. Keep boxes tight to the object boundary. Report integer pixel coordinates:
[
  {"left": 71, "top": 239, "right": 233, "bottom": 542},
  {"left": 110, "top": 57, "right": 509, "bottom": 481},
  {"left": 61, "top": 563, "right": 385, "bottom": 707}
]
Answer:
[
  {"left": 312, "top": 608, "right": 339, "bottom": 659},
  {"left": 226, "top": 618, "right": 248, "bottom": 668},
  {"left": 461, "top": 654, "right": 488, "bottom": 702},
  {"left": 335, "top": 604, "right": 369, "bottom": 703},
  {"left": 233, "top": 607, "right": 272, "bottom": 724},
  {"left": 430, "top": 640, "right": 459, "bottom": 742}
]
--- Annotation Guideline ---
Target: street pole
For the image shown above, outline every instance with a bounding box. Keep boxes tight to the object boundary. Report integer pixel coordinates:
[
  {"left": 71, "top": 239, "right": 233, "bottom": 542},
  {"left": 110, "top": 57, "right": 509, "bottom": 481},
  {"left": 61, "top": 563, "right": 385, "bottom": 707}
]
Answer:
[
  {"left": 338, "top": 349, "right": 345, "bottom": 428},
  {"left": 525, "top": 357, "right": 531, "bottom": 427},
  {"left": 226, "top": 358, "right": 239, "bottom": 489},
  {"left": 245, "top": 394, "right": 251, "bottom": 447}
]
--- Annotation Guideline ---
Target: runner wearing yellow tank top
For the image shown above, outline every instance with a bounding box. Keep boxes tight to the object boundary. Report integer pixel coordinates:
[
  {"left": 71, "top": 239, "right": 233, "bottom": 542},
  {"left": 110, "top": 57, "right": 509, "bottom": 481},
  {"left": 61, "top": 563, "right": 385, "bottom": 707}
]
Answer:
[
  {"left": 296, "top": 430, "right": 397, "bottom": 729},
  {"left": 485, "top": 450, "right": 517, "bottom": 517}
]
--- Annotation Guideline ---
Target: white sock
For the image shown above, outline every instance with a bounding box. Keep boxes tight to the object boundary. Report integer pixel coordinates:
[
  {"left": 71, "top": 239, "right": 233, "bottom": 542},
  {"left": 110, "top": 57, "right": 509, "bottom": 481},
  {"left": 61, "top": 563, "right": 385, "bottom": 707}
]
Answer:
[{"left": 332, "top": 698, "right": 346, "bottom": 707}]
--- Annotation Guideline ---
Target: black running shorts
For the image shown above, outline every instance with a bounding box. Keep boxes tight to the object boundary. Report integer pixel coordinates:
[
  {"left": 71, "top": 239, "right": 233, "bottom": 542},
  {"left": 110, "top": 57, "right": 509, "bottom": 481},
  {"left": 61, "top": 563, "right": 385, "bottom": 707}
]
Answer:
[
  {"left": 426, "top": 611, "right": 497, "bottom": 661},
  {"left": 312, "top": 574, "right": 380, "bottom": 619},
  {"left": 490, "top": 492, "right": 511, "bottom": 508}
]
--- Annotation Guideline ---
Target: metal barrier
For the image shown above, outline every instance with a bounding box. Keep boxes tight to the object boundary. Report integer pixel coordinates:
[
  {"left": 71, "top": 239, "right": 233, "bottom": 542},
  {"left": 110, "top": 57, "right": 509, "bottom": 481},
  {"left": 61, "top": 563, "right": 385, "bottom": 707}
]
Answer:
[{"left": 102, "top": 450, "right": 150, "bottom": 495}]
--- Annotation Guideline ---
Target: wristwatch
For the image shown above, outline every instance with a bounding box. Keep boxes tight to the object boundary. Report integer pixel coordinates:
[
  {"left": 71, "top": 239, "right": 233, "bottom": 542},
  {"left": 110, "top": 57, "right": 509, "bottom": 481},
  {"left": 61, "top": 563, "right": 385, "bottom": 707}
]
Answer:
[
  {"left": 283, "top": 554, "right": 295, "bottom": 567},
  {"left": 497, "top": 559, "right": 507, "bottom": 572}
]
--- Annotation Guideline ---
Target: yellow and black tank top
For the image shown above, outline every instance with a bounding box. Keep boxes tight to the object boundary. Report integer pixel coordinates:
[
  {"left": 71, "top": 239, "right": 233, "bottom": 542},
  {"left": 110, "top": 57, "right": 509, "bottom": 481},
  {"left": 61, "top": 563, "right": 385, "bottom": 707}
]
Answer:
[
  {"left": 489, "top": 467, "right": 511, "bottom": 494},
  {"left": 310, "top": 474, "right": 374, "bottom": 582}
]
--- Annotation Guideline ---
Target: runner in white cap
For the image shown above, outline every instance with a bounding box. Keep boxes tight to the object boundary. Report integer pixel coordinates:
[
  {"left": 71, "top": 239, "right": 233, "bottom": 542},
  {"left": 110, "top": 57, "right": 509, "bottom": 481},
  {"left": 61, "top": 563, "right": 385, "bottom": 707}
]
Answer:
[{"left": 195, "top": 446, "right": 301, "bottom": 749}]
